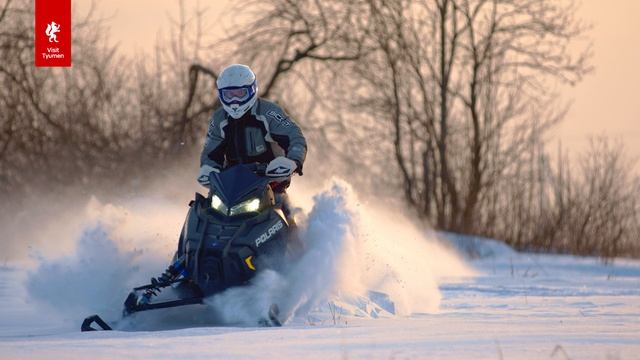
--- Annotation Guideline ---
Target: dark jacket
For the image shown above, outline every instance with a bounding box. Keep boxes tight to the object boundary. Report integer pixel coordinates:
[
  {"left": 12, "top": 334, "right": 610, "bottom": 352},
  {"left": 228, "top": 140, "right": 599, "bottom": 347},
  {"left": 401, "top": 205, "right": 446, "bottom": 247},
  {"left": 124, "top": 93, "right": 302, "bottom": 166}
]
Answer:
[{"left": 200, "top": 98, "right": 307, "bottom": 171}]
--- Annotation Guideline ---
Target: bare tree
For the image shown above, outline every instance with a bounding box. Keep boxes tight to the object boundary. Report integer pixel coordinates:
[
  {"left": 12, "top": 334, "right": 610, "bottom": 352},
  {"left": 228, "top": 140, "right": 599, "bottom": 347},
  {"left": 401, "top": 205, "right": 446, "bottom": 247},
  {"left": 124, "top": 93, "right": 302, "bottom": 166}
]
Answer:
[
  {"left": 0, "top": 0, "right": 212, "bottom": 199},
  {"left": 350, "top": 0, "right": 590, "bottom": 234},
  {"left": 564, "top": 139, "right": 639, "bottom": 258},
  {"left": 3, "top": 0, "right": 637, "bottom": 259},
  {"left": 180, "top": 0, "right": 369, "bottom": 168}
]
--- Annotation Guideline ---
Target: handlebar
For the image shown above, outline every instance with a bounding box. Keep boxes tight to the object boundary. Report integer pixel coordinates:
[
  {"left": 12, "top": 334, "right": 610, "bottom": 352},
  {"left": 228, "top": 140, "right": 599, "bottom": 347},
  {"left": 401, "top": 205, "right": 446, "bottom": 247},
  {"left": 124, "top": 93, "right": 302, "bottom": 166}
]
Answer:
[
  {"left": 211, "top": 163, "right": 269, "bottom": 178},
  {"left": 244, "top": 162, "right": 268, "bottom": 176}
]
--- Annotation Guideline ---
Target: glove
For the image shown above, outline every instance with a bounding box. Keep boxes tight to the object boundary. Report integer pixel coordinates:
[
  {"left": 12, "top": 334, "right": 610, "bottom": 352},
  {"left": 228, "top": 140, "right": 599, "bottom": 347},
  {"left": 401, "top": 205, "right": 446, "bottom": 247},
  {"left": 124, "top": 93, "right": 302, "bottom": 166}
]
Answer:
[
  {"left": 266, "top": 156, "right": 298, "bottom": 178},
  {"left": 197, "top": 164, "right": 220, "bottom": 186}
]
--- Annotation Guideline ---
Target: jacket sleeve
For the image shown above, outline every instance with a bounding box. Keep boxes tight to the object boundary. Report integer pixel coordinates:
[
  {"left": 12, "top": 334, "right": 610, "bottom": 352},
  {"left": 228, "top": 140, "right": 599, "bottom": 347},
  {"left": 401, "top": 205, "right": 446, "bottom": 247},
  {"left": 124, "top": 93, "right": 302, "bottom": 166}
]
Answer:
[
  {"left": 263, "top": 105, "right": 307, "bottom": 169},
  {"left": 200, "top": 111, "right": 226, "bottom": 169}
]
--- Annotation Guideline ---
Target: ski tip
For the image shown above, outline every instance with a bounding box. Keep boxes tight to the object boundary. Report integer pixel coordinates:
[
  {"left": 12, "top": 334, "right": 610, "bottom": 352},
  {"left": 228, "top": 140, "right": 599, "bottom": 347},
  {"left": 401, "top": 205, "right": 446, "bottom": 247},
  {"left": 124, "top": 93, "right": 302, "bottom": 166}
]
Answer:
[
  {"left": 81, "top": 314, "right": 113, "bottom": 332},
  {"left": 258, "top": 304, "right": 283, "bottom": 327},
  {"left": 268, "top": 304, "right": 283, "bottom": 327}
]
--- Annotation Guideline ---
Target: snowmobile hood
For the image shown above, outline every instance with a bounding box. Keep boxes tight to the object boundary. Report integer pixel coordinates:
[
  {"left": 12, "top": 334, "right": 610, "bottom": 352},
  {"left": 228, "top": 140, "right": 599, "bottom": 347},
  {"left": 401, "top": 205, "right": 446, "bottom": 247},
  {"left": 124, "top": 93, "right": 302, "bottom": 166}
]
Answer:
[{"left": 209, "top": 165, "right": 268, "bottom": 206}]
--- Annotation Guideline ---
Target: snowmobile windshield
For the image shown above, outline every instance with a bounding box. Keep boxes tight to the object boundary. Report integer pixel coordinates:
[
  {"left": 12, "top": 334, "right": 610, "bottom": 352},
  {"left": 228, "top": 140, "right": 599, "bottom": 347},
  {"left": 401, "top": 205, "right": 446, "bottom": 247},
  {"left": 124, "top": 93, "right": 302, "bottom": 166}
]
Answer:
[
  {"left": 218, "top": 82, "right": 256, "bottom": 106},
  {"left": 208, "top": 164, "right": 269, "bottom": 206}
]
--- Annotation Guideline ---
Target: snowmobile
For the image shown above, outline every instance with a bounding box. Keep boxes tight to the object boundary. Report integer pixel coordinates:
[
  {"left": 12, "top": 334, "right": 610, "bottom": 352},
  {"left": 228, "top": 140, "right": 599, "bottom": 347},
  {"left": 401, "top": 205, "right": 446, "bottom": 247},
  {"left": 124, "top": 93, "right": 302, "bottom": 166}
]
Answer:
[{"left": 81, "top": 163, "right": 293, "bottom": 331}]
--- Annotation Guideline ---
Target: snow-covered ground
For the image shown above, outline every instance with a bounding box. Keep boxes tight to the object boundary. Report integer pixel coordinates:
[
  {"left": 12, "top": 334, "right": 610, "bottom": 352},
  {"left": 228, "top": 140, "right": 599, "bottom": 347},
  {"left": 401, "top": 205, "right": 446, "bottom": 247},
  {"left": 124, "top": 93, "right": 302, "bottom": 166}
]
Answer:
[{"left": 1, "top": 181, "right": 639, "bottom": 359}]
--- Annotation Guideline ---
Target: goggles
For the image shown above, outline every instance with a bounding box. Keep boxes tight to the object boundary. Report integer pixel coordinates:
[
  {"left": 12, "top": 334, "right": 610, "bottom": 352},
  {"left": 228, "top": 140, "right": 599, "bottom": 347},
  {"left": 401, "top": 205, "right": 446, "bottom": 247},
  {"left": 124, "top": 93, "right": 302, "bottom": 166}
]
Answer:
[{"left": 218, "top": 81, "right": 256, "bottom": 105}]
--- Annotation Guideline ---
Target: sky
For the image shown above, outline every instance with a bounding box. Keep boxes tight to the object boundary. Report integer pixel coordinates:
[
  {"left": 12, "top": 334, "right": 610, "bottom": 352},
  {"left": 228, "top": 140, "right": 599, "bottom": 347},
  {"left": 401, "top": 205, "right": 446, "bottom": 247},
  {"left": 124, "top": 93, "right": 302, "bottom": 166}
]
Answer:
[
  {"left": 74, "top": 0, "right": 229, "bottom": 54},
  {"left": 557, "top": 1, "right": 640, "bottom": 162},
  {"left": 74, "top": 0, "right": 640, "bottom": 163}
]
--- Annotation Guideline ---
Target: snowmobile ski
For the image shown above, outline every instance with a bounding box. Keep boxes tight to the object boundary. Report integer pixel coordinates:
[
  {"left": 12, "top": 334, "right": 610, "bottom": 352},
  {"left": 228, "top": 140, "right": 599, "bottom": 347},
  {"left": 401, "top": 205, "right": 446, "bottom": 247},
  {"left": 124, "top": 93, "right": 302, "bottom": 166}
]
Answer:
[
  {"left": 268, "top": 303, "right": 282, "bottom": 326},
  {"left": 81, "top": 315, "right": 113, "bottom": 331},
  {"left": 258, "top": 303, "right": 282, "bottom": 327}
]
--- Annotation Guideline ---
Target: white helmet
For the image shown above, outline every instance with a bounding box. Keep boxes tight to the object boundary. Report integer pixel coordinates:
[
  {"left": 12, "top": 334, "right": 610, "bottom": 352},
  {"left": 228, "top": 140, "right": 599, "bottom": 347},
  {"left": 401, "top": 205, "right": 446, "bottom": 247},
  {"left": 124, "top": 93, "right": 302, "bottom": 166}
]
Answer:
[{"left": 216, "top": 64, "right": 258, "bottom": 119}]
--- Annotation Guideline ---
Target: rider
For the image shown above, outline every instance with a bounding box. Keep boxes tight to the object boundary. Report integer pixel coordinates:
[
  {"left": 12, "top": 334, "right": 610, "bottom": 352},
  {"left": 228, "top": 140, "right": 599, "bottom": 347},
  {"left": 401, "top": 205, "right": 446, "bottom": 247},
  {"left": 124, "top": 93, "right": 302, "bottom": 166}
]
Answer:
[
  {"left": 148, "top": 65, "right": 306, "bottom": 288},
  {"left": 197, "top": 64, "right": 307, "bottom": 224}
]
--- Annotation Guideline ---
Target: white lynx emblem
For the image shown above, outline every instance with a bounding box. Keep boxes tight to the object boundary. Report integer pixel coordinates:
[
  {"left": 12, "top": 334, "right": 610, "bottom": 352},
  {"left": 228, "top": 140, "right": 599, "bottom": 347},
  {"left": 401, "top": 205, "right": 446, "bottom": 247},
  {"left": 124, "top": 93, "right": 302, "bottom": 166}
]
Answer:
[{"left": 45, "top": 22, "right": 61, "bottom": 43}]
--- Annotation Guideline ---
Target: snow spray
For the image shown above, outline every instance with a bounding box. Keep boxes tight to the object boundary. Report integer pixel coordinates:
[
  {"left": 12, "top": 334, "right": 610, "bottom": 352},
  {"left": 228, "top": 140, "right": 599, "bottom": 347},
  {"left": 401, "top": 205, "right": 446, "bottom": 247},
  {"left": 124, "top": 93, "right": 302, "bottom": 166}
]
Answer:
[
  {"left": 23, "top": 179, "right": 472, "bottom": 329},
  {"left": 205, "top": 179, "right": 473, "bottom": 324}
]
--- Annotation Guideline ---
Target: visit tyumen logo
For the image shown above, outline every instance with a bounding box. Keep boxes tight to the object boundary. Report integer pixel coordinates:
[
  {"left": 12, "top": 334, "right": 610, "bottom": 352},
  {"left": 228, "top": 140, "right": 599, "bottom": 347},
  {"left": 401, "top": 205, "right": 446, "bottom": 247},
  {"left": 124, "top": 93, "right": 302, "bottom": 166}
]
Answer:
[
  {"left": 41, "top": 21, "right": 64, "bottom": 61},
  {"left": 38, "top": 20, "right": 66, "bottom": 62},
  {"left": 35, "top": 0, "right": 71, "bottom": 67}
]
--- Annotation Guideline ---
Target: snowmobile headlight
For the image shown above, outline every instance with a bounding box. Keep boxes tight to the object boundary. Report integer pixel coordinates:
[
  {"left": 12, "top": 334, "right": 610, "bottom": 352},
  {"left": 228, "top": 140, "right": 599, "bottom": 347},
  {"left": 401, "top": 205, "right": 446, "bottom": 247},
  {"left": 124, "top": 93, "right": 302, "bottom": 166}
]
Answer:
[
  {"left": 229, "top": 197, "right": 261, "bottom": 216},
  {"left": 210, "top": 194, "right": 228, "bottom": 214}
]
